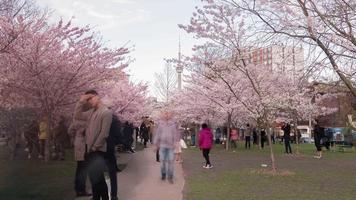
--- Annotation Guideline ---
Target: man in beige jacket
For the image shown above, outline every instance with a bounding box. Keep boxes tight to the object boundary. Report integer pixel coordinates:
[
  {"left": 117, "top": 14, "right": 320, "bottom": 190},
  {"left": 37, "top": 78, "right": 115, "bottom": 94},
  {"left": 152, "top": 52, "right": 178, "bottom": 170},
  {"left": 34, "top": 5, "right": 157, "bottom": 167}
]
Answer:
[{"left": 74, "top": 90, "right": 113, "bottom": 200}]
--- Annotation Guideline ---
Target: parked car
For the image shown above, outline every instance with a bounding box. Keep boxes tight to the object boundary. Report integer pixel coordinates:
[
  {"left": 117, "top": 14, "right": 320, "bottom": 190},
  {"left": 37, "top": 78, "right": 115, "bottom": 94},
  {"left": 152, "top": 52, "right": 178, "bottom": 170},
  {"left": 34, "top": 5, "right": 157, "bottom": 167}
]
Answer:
[{"left": 297, "top": 125, "right": 313, "bottom": 143}]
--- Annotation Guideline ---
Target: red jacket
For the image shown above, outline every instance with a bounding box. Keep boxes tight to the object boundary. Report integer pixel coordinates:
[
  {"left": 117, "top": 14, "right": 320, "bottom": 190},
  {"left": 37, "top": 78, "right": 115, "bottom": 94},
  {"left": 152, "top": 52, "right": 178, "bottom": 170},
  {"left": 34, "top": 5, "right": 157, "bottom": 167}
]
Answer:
[{"left": 199, "top": 128, "right": 213, "bottom": 149}]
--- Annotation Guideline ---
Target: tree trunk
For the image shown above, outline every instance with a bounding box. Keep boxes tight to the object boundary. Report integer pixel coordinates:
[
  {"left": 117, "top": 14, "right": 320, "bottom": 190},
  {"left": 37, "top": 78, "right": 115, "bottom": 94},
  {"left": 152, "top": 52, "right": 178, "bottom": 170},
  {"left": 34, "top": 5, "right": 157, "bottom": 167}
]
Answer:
[
  {"left": 226, "top": 112, "right": 231, "bottom": 150},
  {"left": 267, "top": 125, "right": 277, "bottom": 173}
]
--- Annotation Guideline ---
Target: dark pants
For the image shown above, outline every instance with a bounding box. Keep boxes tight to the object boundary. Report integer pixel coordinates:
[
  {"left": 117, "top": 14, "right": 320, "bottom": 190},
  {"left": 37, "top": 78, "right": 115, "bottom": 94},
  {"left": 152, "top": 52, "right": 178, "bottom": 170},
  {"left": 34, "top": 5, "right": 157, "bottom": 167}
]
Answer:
[
  {"left": 87, "top": 152, "right": 109, "bottom": 200},
  {"left": 245, "top": 136, "right": 251, "bottom": 149},
  {"left": 315, "top": 137, "right": 322, "bottom": 151},
  {"left": 284, "top": 139, "right": 292, "bottom": 154},
  {"left": 231, "top": 140, "right": 237, "bottom": 148},
  {"left": 106, "top": 152, "right": 118, "bottom": 199},
  {"left": 156, "top": 148, "right": 160, "bottom": 162},
  {"left": 261, "top": 139, "right": 265, "bottom": 149},
  {"left": 202, "top": 149, "right": 211, "bottom": 166},
  {"left": 75, "top": 160, "right": 88, "bottom": 194}
]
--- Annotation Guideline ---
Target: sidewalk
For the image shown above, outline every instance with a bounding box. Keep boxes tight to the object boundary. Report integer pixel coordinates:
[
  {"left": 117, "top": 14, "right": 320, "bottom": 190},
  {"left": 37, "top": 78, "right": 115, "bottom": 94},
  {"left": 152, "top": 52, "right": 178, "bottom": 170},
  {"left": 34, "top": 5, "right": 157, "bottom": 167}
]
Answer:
[
  {"left": 118, "top": 146, "right": 185, "bottom": 200},
  {"left": 77, "top": 146, "right": 185, "bottom": 200}
]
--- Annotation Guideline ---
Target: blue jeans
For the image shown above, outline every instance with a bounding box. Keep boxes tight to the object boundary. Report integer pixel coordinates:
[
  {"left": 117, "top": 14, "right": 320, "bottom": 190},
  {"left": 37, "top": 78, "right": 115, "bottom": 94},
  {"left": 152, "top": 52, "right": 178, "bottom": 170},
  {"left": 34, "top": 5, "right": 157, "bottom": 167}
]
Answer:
[{"left": 159, "top": 147, "right": 174, "bottom": 179}]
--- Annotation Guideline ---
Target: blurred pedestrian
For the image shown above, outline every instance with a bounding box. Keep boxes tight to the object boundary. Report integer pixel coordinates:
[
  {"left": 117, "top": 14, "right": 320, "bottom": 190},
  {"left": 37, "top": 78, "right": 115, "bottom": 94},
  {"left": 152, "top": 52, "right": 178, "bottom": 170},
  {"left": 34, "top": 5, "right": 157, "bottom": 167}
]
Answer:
[
  {"left": 69, "top": 114, "right": 91, "bottom": 197},
  {"left": 230, "top": 127, "right": 238, "bottom": 149},
  {"left": 38, "top": 116, "right": 49, "bottom": 159},
  {"left": 245, "top": 124, "right": 251, "bottom": 149},
  {"left": 24, "top": 119, "right": 40, "bottom": 159},
  {"left": 53, "top": 116, "right": 67, "bottom": 160},
  {"left": 153, "top": 110, "right": 180, "bottom": 183}
]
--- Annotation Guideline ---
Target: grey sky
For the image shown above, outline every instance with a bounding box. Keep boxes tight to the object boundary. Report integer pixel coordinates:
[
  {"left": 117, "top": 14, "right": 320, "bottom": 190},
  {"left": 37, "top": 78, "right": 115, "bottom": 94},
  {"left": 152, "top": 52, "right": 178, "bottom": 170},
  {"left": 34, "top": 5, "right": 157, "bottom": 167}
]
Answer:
[{"left": 36, "top": 0, "right": 201, "bottom": 94}]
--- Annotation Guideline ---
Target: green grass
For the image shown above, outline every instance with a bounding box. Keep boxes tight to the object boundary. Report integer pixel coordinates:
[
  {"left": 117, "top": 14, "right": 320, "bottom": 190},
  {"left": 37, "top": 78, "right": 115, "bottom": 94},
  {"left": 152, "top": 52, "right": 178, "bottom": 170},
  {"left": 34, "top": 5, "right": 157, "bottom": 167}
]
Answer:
[
  {"left": 0, "top": 148, "right": 77, "bottom": 200},
  {"left": 183, "top": 143, "right": 356, "bottom": 200},
  {"left": 0, "top": 142, "right": 145, "bottom": 200}
]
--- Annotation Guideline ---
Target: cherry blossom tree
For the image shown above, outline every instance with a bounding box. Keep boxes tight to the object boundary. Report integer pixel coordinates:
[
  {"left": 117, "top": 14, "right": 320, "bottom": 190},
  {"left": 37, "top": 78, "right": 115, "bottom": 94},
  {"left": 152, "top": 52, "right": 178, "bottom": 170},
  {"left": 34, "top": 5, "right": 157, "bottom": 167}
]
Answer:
[
  {"left": 175, "top": 0, "right": 338, "bottom": 172},
  {"left": 103, "top": 74, "right": 152, "bottom": 126},
  {"left": 222, "top": 0, "right": 356, "bottom": 96},
  {"left": 0, "top": 9, "right": 131, "bottom": 160}
]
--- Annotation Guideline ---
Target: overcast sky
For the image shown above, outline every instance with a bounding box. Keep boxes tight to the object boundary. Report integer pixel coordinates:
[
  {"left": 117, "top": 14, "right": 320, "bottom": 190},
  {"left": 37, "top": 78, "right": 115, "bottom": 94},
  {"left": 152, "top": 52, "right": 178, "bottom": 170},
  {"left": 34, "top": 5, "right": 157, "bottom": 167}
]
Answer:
[{"left": 36, "top": 0, "right": 201, "bottom": 95}]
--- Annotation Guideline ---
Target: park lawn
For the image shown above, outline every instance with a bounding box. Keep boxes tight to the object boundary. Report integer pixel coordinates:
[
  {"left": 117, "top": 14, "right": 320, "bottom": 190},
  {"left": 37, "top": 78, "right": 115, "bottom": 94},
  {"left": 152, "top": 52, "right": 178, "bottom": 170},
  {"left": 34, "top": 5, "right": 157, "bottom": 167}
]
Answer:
[
  {"left": 183, "top": 143, "right": 356, "bottom": 200},
  {"left": 0, "top": 148, "right": 77, "bottom": 200},
  {"left": 0, "top": 142, "right": 144, "bottom": 200}
]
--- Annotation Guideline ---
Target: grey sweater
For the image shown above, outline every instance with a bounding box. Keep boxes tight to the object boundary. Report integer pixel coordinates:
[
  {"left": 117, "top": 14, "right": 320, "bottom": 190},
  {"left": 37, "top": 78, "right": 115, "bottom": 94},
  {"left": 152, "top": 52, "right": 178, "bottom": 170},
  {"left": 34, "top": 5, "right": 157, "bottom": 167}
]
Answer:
[{"left": 74, "top": 101, "right": 113, "bottom": 152}]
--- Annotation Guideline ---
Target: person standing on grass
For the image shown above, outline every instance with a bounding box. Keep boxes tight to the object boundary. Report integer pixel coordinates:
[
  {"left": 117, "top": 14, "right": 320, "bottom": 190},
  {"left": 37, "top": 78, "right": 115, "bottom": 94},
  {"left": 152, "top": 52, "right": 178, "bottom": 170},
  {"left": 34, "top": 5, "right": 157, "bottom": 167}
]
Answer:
[
  {"left": 230, "top": 127, "right": 238, "bottom": 149},
  {"left": 153, "top": 110, "right": 180, "bottom": 184},
  {"left": 199, "top": 123, "right": 213, "bottom": 169},
  {"left": 74, "top": 90, "right": 113, "bottom": 200},
  {"left": 314, "top": 120, "right": 324, "bottom": 159},
  {"left": 245, "top": 124, "right": 252, "bottom": 149},
  {"left": 24, "top": 119, "right": 40, "bottom": 159},
  {"left": 69, "top": 115, "right": 92, "bottom": 197},
  {"left": 260, "top": 129, "right": 267, "bottom": 149},
  {"left": 38, "top": 116, "right": 49, "bottom": 159},
  {"left": 282, "top": 122, "right": 292, "bottom": 154}
]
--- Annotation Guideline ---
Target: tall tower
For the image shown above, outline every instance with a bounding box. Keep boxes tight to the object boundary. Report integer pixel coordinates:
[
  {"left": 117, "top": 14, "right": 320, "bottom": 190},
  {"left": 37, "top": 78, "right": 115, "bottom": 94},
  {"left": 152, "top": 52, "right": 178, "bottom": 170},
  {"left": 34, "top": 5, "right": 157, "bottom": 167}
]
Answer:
[{"left": 176, "top": 36, "right": 183, "bottom": 90}]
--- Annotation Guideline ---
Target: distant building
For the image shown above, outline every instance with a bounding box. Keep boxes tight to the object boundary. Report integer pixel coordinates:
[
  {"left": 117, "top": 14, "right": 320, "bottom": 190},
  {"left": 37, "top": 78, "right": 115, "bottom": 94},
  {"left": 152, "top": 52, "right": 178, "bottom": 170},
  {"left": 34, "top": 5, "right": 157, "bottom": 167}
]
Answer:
[{"left": 241, "top": 44, "right": 304, "bottom": 75}]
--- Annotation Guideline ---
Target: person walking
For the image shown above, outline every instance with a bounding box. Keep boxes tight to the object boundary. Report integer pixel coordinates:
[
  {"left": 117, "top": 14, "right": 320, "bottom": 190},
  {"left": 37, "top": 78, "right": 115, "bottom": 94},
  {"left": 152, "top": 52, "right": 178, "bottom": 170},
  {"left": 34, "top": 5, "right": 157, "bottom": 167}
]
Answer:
[
  {"left": 199, "top": 123, "right": 213, "bottom": 169},
  {"left": 68, "top": 114, "right": 91, "bottom": 197},
  {"left": 314, "top": 120, "right": 324, "bottom": 159},
  {"left": 74, "top": 90, "right": 113, "bottom": 200},
  {"left": 245, "top": 124, "right": 252, "bottom": 149},
  {"left": 153, "top": 110, "right": 180, "bottom": 184},
  {"left": 282, "top": 122, "right": 292, "bottom": 154}
]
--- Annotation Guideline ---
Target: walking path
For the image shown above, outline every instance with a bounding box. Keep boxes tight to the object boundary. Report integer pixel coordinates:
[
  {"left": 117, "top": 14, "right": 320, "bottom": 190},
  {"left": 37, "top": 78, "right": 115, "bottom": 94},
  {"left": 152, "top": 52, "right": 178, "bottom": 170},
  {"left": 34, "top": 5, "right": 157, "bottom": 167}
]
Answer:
[
  {"left": 117, "top": 146, "right": 185, "bottom": 200},
  {"left": 77, "top": 146, "right": 185, "bottom": 200}
]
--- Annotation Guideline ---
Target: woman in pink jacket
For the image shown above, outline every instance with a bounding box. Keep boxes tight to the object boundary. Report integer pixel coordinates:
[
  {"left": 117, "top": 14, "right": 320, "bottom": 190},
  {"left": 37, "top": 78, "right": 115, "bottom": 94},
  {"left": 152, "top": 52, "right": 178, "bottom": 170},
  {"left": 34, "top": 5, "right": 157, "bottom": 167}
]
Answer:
[{"left": 199, "top": 123, "right": 213, "bottom": 169}]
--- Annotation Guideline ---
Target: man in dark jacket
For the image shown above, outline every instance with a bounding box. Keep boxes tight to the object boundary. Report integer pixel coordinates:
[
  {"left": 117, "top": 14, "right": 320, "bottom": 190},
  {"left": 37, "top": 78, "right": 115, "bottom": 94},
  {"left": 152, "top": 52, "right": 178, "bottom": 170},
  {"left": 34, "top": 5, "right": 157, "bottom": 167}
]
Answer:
[
  {"left": 140, "top": 122, "right": 149, "bottom": 148},
  {"left": 314, "top": 120, "right": 324, "bottom": 159},
  {"left": 282, "top": 122, "right": 292, "bottom": 154}
]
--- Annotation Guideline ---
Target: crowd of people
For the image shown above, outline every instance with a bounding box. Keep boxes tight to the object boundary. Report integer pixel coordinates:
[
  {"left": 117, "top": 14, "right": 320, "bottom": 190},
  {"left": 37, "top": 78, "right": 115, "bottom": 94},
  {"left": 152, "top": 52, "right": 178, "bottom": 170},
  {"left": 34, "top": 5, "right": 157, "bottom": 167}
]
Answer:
[{"left": 15, "top": 89, "right": 333, "bottom": 200}]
